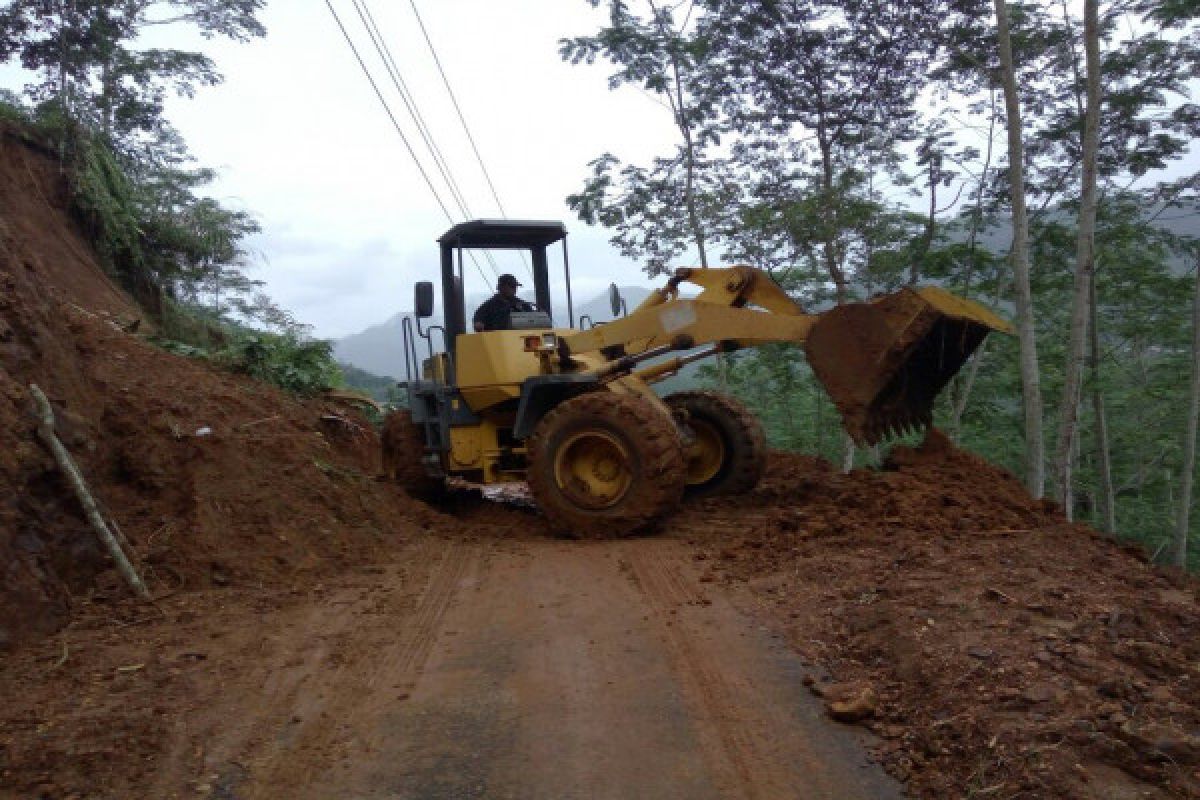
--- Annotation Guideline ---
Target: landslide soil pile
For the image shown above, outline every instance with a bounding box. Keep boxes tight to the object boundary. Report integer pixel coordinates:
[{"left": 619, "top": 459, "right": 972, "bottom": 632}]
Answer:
[
  {"left": 0, "top": 127, "right": 434, "bottom": 647},
  {"left": 691, "top": 432, "right": 1200, "bottom": 799}
]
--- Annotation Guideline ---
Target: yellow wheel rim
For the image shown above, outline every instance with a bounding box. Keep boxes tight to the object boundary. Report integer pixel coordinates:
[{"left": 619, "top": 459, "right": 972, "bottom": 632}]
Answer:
[
  {"left": 554, "top": 430, "right": 634, "bottom": 510},
  {"left": 684, "top": 418, "right": 725, "bottom": 486}
]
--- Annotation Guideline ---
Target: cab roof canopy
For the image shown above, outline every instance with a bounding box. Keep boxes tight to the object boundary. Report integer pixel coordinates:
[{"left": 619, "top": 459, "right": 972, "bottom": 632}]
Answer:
[{"left": 438, "top": 219, "right": 567, "bottom": 249}]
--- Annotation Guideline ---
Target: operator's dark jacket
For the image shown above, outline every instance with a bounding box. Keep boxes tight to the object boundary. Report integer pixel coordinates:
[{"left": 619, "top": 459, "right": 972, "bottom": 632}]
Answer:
[{"left": 473, "top": 293, "right": 533, "bottom": 331}]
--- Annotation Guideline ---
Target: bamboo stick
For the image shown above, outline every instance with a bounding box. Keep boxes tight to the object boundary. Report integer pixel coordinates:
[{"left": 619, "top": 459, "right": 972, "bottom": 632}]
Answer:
[{"left": 29, "top": 384, "right": 148, "bottom": 598}]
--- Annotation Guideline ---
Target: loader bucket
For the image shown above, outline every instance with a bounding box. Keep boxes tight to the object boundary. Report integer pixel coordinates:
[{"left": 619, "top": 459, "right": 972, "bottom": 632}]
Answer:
[{"left": 804, "top": 287, "right": 1013, "bottom": 446}]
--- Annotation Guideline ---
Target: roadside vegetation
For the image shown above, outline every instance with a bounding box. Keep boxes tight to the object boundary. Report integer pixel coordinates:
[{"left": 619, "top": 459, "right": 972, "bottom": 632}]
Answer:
[{"left": 0, "top": 2, "right": 347, "bottom": 397}]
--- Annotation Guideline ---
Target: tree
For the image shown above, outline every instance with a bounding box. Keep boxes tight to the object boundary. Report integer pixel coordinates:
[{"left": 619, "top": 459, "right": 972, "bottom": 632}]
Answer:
[
  {"left": 1027, "top": 0, "right": 1200, "bottom": 515},
  {"left": 567, "top": 151, "right": 736, "bottom": 276},
  {"left": 699, "top": 0, "right": 939, "bottom": 305},
  {"left": 1055, "top": 0, "right": 1100, "bottom": 515},
  {"left": 0, "top": 1, "right": 263, "bottom": 148},
  {"left": 0, "top": 1, "right": 267, "bottom": 313},
  {"left": 562, "top": 0, "right": 722, "bottom": 273},
  {"left": 994, "top": 0, "right": 1047, "bottom": 497},
  {"left": 1174, "top": 249, "right": 1200, "bottom": 567}
]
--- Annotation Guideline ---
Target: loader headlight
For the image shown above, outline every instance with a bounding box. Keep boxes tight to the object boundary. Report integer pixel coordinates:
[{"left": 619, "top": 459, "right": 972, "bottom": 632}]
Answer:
[{"left": 524, "top": 333, "right": 558, "bottom": 353}]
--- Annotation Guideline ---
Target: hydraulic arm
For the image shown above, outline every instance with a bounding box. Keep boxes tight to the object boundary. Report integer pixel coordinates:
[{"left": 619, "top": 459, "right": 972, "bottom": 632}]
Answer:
[{"left": 561, "top": 266, "right": 1012, "bottom": 445}]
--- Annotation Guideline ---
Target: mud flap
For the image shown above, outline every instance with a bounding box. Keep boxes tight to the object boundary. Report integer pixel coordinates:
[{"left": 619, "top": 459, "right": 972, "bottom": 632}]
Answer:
[{"left": 804, "top": 287, "right": 1012, "bottom": 445}]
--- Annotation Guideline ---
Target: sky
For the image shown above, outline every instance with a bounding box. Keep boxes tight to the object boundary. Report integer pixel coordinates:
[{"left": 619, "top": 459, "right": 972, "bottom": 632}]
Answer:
[{"left": 3, "top": 0, "right": 686, "bottom": 337}]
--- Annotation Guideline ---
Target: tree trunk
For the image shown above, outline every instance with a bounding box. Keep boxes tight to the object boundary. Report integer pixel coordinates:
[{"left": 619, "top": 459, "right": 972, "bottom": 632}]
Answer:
[
  {"left": 816, "top": 120, "right": 848, "bottom": 305},
  {"left": 912, "top": 153, "right": 937, "bottom": 286},
  {"left": 816, "top": 111, "right": 850, "bottom": 462},
  {"left": 961, "top": 89, "right": 997, "bottom": 298},
  {"left": 30, "top": 385, "right": 148, "bottom": 598},
  {"left": 815, "top": 380, "right": 825, "bottom": 457},
  {"left": 1089, "top": 267, "right": 1116, "bottom": 534},
  {"left": 1055, "top": 0, "right": 1101, "bottom": 515},
  {"left": 57, "top": 2, "right": 73, "bottom": 166},
  {"left": 673, "top": 65, "right": 708, "bottom": 270},
  {"left": 649, "top": 0, "right": 708, "bottom": 270},
  {"left": 1172, "top": 255, "right": 1200, "bottom": 568},
  {"left": 994, "top": 0, "right": 1046, "bottom": 497}
]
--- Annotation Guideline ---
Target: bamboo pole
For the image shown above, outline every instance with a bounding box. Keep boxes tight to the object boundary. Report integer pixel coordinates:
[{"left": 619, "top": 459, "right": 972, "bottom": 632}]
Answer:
[{"left": 29, "top": 384, "right": 148, "bottom": 598}]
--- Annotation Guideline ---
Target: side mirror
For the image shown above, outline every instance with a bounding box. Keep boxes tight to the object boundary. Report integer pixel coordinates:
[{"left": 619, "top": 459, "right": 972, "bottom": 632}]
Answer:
[
  {"left": 414, "top": 281, "right": 434, "bottom": 318},
  {"left": 608, "top": 282, "right": 624, "bottom": 318}
]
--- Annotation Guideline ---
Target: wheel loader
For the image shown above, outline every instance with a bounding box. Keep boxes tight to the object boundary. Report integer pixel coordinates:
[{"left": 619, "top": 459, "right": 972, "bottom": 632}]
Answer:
[{"left": 383, "top": 219, "right": 1011, "bottom": 536}]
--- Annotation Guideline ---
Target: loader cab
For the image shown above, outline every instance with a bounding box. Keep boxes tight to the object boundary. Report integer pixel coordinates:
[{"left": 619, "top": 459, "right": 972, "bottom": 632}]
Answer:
[
  {"left": 405, "top": 220, "right": 575, "bottom": 385},
  {"left": 426, "top": 219, "right": 573, "bottom": 358}
]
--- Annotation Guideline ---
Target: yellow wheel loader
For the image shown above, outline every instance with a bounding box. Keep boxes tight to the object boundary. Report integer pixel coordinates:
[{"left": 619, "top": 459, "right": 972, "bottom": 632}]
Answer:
[{"left": 383, "top": 219, "right": 1011, "bottom": 536}]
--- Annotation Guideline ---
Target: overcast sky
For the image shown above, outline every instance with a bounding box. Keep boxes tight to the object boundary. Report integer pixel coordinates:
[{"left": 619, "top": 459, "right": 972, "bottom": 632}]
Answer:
[{"left": 161, "top": 0, "right": 684, "bottom": 337}]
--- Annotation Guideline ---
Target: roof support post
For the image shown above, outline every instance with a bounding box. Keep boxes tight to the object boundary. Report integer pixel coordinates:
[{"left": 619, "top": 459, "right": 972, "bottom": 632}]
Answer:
[
  {"left": 440, "top": 240, "right": 464, "bottom": 354},
  {"left": 531, "top": 246, "right": 552, "bottom": 322}
]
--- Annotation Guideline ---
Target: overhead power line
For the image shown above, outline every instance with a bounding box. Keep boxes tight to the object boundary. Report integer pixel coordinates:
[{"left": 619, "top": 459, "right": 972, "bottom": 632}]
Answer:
[
  {"left": 407, "top": 0, "right": 533, "bottom": 280},
  {"left": 358, "top": 2, "right": 471, "bottom": 219},
  {"left": 407, "top": 0, "right": 509, "bottom": 218},
  {"left": 353, "top": 0, "right": 502, "bottom": 279},
  {"left": 324, "top": 0, "right": 493, "bottom": 286}
]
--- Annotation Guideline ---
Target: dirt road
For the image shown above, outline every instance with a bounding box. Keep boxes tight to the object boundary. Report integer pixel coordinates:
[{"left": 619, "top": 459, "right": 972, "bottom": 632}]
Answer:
[
  {"left": 7, "top": 442, "right": 1197, "bottom": 799},
  {"left": 134, "top": 532, "right": 898, "bottom": 800}
]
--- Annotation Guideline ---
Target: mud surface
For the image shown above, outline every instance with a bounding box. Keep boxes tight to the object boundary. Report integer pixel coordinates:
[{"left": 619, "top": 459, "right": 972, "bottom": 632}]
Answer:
[
  {"left": 0, "top": 127, "right": 435, "bottom": 645},
  {"left": 6, "top": 438, "right": 1200, "bottom": 799},
  {"left": 0, "top": 521, "right": 902, "bottom": 800}
]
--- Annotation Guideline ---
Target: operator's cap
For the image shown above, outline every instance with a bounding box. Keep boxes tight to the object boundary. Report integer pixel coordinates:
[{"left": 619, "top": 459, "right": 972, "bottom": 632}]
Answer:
[{"left": 497, "top": 273, "right": 522, "bottom": 288}]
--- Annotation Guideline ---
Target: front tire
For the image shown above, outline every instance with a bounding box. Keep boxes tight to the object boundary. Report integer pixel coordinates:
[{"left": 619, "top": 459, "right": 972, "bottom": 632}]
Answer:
[
  {"left": 666, "top": 391, "right": 767, "bottom": 497},
  {"left": 527, "top": 392, "right": 685, "bottom": 537}
]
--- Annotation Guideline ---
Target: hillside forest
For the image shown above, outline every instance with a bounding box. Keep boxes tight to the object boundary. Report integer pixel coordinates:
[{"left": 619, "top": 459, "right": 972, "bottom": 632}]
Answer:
[{"left": 2, "top": 1, "right": 1200, "bottom": 565}]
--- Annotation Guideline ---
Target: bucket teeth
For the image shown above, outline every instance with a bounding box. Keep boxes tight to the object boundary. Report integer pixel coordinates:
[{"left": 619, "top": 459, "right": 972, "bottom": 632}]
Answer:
[{"left": 856, "top": 405, "right": 935, "bottom": 445}]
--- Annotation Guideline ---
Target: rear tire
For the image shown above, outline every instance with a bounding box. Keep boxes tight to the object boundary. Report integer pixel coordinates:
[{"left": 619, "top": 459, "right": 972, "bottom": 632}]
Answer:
[
  {"left": 527, "top": 392, "right": 685, "bottom": 537},
  {"left": 666, "top": 391, "right": 766, "bottom": 497},
  {"left": 381, "top": 410, "right": 444, "bottom": 501}
]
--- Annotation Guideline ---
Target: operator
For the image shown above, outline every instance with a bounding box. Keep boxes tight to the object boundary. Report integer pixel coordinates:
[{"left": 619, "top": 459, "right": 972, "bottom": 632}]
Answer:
[{"left": 473, "top": 273, "right": 534, "bottom": 331}]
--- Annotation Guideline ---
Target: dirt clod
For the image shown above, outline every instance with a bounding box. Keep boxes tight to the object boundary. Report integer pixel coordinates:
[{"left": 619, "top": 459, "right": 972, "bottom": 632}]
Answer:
[{"left": 826, "top": 685, "right": 878, "bottom": 723}]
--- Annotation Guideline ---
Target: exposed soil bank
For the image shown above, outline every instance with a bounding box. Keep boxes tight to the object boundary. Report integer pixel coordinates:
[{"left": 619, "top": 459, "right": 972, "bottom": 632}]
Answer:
[{"left": 0, "top": 128, "right": 435, "bottom": 646}]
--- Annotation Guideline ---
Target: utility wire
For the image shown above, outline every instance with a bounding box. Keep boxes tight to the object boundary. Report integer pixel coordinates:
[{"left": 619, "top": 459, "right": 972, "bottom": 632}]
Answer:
[
  {"left": 359, "top": 2, "right": 471, "bottom": 219},
  {"left": 324, "top": 0, "right": 492, "bottom": 286},
  {"left": 407, "top": 0, "right": 534, "bottom": 281},
  {"left": 354, "top": 0, "right": 501, "bottom": 279}
]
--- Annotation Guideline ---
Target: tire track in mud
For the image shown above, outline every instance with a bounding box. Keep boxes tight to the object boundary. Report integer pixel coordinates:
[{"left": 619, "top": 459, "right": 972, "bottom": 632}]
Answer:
[
  {"left": 150, "top": 571, "right": 385, "bottom": 797},
  {"left": 623, "top": 538, "right": 892, "bottom": 800},
  {"left": 247, "top": 538, "right": 481, "bottom": 797},
  {"left": 359, "top": 536, "right": 478, "bottom": 691},
  {"left": 148, "top": 538, "right": 480, "bottom": 799},
  {"left": 624, "top": 540, "right": 765, "bottom": 800}
]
